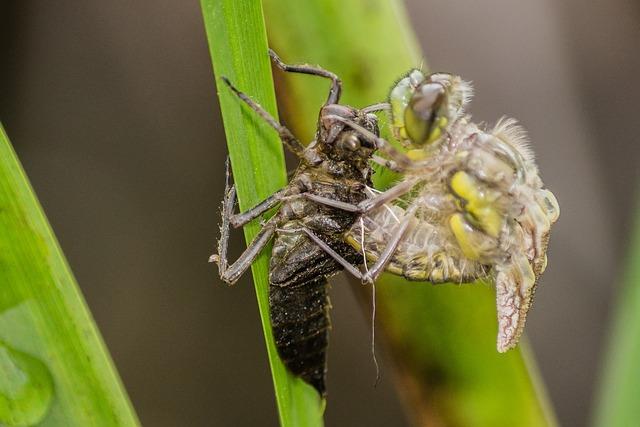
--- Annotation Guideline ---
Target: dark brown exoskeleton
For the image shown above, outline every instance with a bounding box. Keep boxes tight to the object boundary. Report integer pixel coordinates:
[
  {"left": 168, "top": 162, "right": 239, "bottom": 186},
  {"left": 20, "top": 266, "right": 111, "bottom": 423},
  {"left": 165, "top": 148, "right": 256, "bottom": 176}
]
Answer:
[{"left": 211, "top": 50, "right": 387, "bottom": 395}]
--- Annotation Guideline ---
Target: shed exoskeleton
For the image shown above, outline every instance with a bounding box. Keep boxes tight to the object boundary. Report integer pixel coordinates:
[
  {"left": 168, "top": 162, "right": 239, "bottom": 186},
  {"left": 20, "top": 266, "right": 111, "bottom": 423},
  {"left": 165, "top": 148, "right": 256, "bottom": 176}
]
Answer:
[{"left": 211, "top": 50, "right": 387, "bottom": 395}]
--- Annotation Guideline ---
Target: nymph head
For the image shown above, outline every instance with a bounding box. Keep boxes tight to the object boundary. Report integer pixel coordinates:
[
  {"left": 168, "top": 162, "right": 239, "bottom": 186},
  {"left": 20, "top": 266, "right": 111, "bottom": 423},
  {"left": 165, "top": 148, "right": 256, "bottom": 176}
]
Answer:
[{"left": 317, "top": 104, "right": 378, "bottom": 161}]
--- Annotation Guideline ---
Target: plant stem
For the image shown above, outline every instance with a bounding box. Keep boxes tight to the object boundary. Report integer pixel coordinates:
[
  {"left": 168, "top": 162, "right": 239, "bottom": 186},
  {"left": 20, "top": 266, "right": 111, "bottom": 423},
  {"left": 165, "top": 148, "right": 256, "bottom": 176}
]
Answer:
[
  {"left": 593, "top": 199, "right": 640, "bottom": 427},
  {"left": 263, "top": 0, "right": 558, "bottom": 425},
  {"left": 200, "top": 1, "right": 324, "bottom": 426},
  {"left": 0, "top": 124, "right": 140, "bottom": 426}
]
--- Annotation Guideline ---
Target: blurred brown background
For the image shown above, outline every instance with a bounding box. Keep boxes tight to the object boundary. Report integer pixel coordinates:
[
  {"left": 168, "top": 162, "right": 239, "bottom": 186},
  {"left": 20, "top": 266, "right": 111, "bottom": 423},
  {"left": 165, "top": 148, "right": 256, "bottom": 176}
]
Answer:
[{"left": 2, "top": 1, "right": 639, "bottom": 425}]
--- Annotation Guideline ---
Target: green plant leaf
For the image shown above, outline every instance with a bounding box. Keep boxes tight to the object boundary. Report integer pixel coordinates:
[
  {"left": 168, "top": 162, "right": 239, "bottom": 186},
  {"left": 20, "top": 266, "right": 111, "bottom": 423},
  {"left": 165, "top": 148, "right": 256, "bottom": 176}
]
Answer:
[
  {"left": 199, "top": 1, "right": 324, "bottom": 426},
  {"left": 0, "top": 124, "right": 140, "bottom": 426},
  {"left": 593, "top": 201, "right": 640, "bottom": 427},
  {"left": 263, "top": 0, "right": 558, "bottom": 425}
]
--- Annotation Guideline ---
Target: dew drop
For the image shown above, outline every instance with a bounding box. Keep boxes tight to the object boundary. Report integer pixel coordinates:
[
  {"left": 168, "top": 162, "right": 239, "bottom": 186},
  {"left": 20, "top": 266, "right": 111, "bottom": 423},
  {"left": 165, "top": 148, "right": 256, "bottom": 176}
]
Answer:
[{"left": 0, "top": 340, "right": 53, "bottom": 426}]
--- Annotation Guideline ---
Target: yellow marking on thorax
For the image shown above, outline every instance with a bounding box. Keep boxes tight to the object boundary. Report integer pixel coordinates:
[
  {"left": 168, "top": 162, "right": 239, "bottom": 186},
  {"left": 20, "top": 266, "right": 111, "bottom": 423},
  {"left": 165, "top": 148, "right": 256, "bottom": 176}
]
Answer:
[
  {"left": 449, "top": 171, "right": 502, "bottom": 238},
  {"left": 449, "top": 213, "right": 481, "bottom": 260}
]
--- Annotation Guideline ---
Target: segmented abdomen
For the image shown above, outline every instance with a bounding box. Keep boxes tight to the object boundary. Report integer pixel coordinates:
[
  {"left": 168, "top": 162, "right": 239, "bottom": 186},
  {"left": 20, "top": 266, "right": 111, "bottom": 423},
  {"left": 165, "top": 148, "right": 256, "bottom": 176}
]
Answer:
[
  {"left": 347, "top": 204, "right": 488, "bottom": 284},
  {"left": 269, "top": 276, "right": 329, "bottom": 395},
  {"left": 268, "top": 224, "right": 360, "bottom": 395}
]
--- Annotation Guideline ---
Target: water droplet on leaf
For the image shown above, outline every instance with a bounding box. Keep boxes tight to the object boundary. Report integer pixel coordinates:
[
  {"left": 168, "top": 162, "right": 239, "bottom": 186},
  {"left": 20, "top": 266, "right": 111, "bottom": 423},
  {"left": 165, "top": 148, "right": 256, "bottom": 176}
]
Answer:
[{"left": 0, "top": 340, "right": 53, "bottom": 426}]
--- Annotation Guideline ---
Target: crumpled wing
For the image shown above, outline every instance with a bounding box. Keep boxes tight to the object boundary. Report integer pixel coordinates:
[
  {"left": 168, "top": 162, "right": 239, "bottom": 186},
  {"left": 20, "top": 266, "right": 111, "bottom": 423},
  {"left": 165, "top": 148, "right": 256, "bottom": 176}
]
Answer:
[{"left": 495, "top": 252, "right": 536, "bottom": 352}]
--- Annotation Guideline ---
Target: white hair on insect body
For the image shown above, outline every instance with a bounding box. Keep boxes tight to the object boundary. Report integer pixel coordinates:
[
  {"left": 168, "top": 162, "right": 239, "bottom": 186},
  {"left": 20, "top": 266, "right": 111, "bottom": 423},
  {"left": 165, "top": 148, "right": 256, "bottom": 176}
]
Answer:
[
  {"left": 430, "top": 73, "right": 474, "bottom": 116},
  {"left": 454, "top": 77, "right": 474, "bottom": 113},
  {"left": 418, "top": 58, "right": 426, "bottom": 73},
  {"left": 492, "top": 117, "right": 535, "bottom": 163}
]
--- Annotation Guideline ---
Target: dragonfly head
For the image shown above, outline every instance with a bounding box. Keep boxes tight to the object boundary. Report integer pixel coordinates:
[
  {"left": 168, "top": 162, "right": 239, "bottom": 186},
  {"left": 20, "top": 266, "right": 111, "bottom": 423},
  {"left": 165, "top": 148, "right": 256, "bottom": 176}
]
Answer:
[{"left": 390, "top": 70, "right": 472, "bottom": 148}]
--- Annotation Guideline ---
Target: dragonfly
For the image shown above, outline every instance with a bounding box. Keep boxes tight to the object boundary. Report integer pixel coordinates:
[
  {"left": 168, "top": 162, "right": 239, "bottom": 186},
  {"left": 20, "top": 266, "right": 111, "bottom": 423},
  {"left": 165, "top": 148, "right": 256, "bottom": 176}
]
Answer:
[{"left": 302, "top": 69, "right": 559, "bottom": 352}]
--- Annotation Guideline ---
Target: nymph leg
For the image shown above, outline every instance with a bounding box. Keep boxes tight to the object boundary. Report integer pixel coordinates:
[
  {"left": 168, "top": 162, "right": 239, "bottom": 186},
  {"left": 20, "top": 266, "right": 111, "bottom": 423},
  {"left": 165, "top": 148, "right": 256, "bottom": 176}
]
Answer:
[{"left": 269, "top": 49, "right": 342, "bottom": 106}]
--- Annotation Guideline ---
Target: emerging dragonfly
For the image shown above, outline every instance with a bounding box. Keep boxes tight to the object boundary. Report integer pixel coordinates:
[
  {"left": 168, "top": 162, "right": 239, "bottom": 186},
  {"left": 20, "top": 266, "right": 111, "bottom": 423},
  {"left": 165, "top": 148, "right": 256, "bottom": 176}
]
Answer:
[
  {"left": 303, "top": 70, "right": 559, "bottom": 352},
  {"left": 211, "top": 50, "right": 387, "bottom": 395}
]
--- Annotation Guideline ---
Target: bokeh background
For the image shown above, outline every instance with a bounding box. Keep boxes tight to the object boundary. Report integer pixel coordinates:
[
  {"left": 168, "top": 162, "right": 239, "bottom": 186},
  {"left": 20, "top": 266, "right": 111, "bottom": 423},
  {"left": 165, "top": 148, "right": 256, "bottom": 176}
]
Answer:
[{"left": 2, "top": 1, "right": 639, "bottom": 425}]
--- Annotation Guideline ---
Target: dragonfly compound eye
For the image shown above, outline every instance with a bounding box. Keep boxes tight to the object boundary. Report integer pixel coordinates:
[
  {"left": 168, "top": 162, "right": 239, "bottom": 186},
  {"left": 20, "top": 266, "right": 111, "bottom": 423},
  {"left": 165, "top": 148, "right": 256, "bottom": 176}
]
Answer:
[
  {"left": 404, "top": 82, "right": 448, "bottom": 146},
  {"left": 389, "top": 70, "right": 472, "bottom": 149},
  {"left": 389, "top": 69, "right": 426, "bottom": 142}
]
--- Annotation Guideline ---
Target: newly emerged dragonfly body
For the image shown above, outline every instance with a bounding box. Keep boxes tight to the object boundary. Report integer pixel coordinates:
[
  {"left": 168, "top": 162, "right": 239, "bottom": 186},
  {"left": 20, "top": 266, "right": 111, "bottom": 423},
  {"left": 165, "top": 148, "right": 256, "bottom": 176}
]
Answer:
[
  {"left": 211, "top": 51, "right": 384, "bottom": 395},
  {"left": 347, "top": 202, "right": 488, "bottom": 284},
  {"left": 329, "top": 70, "right": 559, "bottom": 351}
]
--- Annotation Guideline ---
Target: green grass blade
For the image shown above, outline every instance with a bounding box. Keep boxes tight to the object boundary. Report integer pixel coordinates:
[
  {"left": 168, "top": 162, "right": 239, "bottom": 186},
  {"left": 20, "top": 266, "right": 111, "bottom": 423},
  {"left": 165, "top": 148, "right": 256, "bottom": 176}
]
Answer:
[
  {"left": 263, "top": 0, "right": 557, "bottom": 425},
  {"left": 0, "top": 124, "right": 140, "bottom": 426},
  {"left": 199, "top": 1, "right": 324, "bottom": 426},
  {"left": 593, "top": 203, "right": 640, "bottom": 426},
  {"left": 373, "top": 277, "right": 557, "bottom": 426},
  {"left": 265, "top": 0, "right": 421, "bottom": 142}
]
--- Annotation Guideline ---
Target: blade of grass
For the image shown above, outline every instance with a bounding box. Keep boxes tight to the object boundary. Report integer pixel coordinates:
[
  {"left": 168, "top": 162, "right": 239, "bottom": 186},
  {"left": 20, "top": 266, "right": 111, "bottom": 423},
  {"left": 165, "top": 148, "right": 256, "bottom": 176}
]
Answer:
[
  {"left": 369, "top": 277, "right": 557, "bottom": 426},
  {"left": 264, "top": 0, "right": 557, "bottom": 425},
  {"left": 265, "top": 0, "right": 421, "bottom": 142},
  {"left": 0, "top": 124, "right": 140, "bottom": 426},
  {"left": 593, "top": 201, "right": 640, "bottom": 426},
  {"left": 199, "top": 1, "right": 324, "bottom": 426}
]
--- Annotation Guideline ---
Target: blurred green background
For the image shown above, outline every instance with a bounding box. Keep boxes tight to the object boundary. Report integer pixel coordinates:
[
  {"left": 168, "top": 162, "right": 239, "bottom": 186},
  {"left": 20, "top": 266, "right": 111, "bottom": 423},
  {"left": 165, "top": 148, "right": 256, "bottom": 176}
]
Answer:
[{"left": 2, "top": 1, "right": 639, "bottom": 425}]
